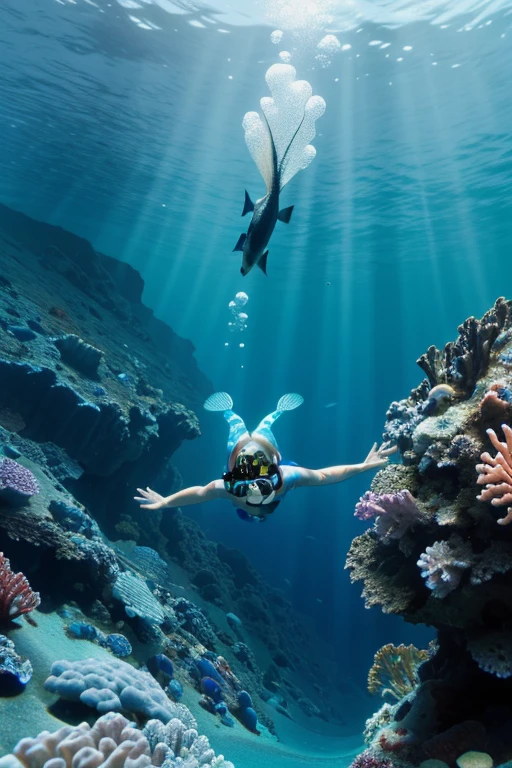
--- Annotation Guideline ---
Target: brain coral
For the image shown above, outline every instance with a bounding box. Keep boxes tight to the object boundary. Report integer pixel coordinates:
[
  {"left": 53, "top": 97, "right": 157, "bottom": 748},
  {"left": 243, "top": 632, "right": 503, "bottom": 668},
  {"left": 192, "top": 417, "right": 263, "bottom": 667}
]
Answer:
[{"left": 44, "top": 657, "right": 196, "bottom": 726}]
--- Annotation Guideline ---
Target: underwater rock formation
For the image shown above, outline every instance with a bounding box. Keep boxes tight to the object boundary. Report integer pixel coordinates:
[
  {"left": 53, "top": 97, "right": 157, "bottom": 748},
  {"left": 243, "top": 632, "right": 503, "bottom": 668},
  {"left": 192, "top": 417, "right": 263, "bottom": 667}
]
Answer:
[
  {"left": 347, "top": 298, "right": 512, "bottom": 767},
  {"left": 0, "top": 711, "right": 234, "bottom": 768},
  {"left": 0, "top": 203, "right": 206, "bottom": 536}
]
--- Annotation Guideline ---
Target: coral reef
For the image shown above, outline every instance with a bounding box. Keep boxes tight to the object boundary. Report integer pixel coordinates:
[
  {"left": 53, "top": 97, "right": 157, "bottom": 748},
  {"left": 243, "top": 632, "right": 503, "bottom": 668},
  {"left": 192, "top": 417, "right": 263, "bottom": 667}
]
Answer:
[
  {"left": 367, "top": 644, "right": 429, "bottom": 701},
  {"left": 0, "top": 634, "right": 32, "bottom": 690},
  {"left": 0, "top": 552, "right": 40, "bottom": 621},
  {"left": 476, "top": 424, "right": 512, "bottom": 525},
  {"left": 348, "top": 299, "right": 512, "bottom": 768},
  {"left": 355, "top": 490, "right": 425, "bottom": 543},
  {"left": 44, "top": 657, "right": 197, "bottom": 726},
  {"left": 0, "top": 458, "right": 39, "bottom": 506},
  {"left": 0, "top": 712, "right": 234, "bottom": 768}
]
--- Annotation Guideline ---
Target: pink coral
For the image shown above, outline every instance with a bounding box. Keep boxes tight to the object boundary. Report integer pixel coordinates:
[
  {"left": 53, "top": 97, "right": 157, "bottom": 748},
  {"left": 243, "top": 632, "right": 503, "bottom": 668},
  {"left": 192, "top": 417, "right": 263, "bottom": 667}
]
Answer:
[
  {"left": 0, "top": 553, "right": 41, "bottom": 620},
  {"left": 476, "top": 424, "right": 512, "bottom": 525},
  {"left": 355, "top": 490, "right": 423, "bottom": 542}
]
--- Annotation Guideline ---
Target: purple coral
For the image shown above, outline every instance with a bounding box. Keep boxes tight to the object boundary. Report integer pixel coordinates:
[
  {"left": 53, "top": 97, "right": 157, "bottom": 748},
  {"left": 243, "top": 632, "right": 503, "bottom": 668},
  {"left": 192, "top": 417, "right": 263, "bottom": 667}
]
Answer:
[
  {"left": 355, "top": 490, "right": 423, "bottom": 542},
  {"left": 0, "top": 458, "right": 40, "bottom": 505},
  {"left": 417, "top": 540, "right": 470, "bottom": 598},
  {"left": 349, "top": 749, "right": 393, "bottom": 768}
]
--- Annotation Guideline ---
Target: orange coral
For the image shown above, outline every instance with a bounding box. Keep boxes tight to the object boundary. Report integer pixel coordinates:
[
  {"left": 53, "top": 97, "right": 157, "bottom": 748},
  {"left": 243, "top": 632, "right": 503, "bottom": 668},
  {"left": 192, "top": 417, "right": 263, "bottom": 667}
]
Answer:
[
  {"left": 476, "top": 424, "right": 512, "bottom": 525},
  {"left": 368, "top": 643, "right": 429, "bottom": 700}
]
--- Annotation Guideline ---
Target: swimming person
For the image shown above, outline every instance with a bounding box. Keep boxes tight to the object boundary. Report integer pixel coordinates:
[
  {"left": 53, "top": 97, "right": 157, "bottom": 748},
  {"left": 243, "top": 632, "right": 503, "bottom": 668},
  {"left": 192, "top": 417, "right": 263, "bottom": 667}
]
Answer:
[{"left": 135, "top": 392, "right": 395, "bottom": 522}]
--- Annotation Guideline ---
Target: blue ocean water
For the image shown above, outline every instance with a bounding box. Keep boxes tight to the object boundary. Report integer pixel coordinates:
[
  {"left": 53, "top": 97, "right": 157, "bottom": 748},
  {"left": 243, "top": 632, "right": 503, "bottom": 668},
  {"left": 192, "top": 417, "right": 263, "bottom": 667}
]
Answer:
[{"left": 1, "top": 0, "right": 512, "bottom": 764}]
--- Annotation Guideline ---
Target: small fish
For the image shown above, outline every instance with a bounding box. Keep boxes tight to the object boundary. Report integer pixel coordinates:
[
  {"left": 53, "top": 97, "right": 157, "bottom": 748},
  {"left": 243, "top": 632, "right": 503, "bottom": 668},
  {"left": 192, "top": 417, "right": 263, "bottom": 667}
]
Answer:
[
  {"left": 305, "top": 535, "right": 316, "bottom": 541},
  {"left": 316, "top": 598, "right": 323, "bottom": 604},
  {"left": 325, "top": 402, "right": 337, "bottom": 409},
  {"left": 284, "top": 578, "right": 291, "bottom": 586},
  {"left": 234, "top": 114, "right": 296, "bottom": 277}
]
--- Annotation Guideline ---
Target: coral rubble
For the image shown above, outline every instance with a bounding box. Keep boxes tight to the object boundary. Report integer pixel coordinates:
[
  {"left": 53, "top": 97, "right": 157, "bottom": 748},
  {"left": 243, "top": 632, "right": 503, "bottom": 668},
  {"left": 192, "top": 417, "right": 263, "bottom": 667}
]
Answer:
[{"left": 348, "top": 298, "right": 512, "bottom": 767}]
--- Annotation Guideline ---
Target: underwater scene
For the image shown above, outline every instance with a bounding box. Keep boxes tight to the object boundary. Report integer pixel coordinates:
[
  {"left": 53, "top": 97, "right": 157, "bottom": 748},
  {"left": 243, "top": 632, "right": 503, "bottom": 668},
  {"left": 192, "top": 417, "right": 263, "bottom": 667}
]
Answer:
[{"left": 1, "top": 0, "right": 512, "bottom": 766}]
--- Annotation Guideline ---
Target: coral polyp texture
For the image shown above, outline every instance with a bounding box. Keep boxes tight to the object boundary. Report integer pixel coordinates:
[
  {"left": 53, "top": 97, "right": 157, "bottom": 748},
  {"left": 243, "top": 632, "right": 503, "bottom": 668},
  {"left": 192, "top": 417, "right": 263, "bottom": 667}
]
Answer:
[
  {"left": 0, "top": 711, "right": 234, "bottom": 768},
  {"left": 347, "top": 298, "right": 512, "bottom": 767},
  {"left": 0, "top": 458, "right": 40, "bottom": 505},
  {"left": 44, "top": 657, "right": 197, "bottom": 726},
  {"left": 0, "top": 553, "right": 40, "bottom": 621},
  {"left": 476, "top": 424, "right": 512, "bottom": 525}
]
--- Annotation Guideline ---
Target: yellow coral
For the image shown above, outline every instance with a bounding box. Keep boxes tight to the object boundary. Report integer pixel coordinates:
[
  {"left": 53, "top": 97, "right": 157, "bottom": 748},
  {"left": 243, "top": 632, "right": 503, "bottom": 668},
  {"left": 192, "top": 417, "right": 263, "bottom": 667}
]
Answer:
[{"left": 368, "top": 643, "right": 429, "bottom": 700}]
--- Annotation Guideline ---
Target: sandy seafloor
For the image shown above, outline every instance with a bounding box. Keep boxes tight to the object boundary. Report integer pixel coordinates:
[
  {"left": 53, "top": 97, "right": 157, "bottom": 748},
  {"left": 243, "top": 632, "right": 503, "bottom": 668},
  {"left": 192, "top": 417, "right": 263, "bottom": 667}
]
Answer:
[{"left": 0, "top": 610, "right": 363, "bottom": 767}]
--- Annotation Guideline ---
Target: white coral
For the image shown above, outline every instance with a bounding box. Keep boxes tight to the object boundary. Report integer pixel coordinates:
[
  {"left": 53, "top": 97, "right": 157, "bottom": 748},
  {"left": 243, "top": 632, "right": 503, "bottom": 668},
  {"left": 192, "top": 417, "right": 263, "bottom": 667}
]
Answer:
[
  {"left": 417, "top": 540, "right": 471, "bottom": 598},
  {"left": 0, "top": 713, "right": 234, "bottom": 768},
  {"left": 44, "top": 658, "right": 196, "bottom": 727}
]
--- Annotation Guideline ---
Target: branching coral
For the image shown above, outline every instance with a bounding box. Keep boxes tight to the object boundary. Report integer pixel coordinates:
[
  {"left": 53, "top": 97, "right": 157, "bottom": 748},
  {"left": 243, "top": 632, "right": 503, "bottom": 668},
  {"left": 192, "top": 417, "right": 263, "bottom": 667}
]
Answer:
[
  {"left": 417, "top": 540, "right": 471, "bottom": 598},
  {"left": 476, "top": 424, "right": 512, "bottom": 525},
  {"left": 0, "top": 553, "right": 40, "bottom": 621},
  {"left": 417, "top": 297, "right": 512, "bottom": 396},
  {"left": 0, "top": 712, "right": 234, "bottom": 768},
  {"left": 368, "top": 643, "right": 429, "bottom": 701},
  {"left": 355, "top": 490, "right": 425, "bottom": 542}
]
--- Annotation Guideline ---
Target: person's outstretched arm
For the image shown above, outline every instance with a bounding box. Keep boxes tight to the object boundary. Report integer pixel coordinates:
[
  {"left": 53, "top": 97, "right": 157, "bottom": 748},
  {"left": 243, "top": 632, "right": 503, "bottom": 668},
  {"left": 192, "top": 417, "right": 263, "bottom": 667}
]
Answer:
[
  {"left": 134, "top": 479, "right": 228, "bottom": 510},
  {"left": 287, "top": 443, "right": 396, "bottom": 488}
]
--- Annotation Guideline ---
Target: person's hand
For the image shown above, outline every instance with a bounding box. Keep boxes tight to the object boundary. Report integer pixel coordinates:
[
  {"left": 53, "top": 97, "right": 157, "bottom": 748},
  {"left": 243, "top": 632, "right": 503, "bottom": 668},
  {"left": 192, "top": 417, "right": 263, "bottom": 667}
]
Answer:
[
  {"left": 362, "top": 442, "right": 397, "bottom": 470},
  {"left": 134, "top": 487, "right": 167, "bottom": 510}
]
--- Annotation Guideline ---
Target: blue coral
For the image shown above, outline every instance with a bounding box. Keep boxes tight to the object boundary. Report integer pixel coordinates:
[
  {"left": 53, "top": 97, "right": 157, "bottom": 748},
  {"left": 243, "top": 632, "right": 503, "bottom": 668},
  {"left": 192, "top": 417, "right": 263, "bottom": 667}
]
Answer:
[
  {"left": 67, "top": 621, "right": 99, "bottom": 641},
  {"left": 195, "top": 657, "right": 224, "bottom": 687},
  {"left": 201, "top": 676, "right": 223, "bottom": 703},
  {"left": 168, "top": 679, "right": 183, "bottom": 700},
  {"left": 147, "top": 654, "right": 174, "bottom": 680},
  {"left": 104, "top": 634, "right": 132, "bottom": 658},
  {"left": 237, "top": 690, "right": 253, "bottom": 709},
  {"left": 239, "top": 706, "right": 259, "bottom": 732}
]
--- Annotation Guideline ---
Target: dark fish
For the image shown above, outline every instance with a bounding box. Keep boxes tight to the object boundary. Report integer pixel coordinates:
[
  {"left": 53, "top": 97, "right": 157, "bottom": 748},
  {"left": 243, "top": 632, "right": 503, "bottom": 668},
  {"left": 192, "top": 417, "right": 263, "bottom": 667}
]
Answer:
[{"left": 233, "top": 113, "right": 304, "bottom": 277}]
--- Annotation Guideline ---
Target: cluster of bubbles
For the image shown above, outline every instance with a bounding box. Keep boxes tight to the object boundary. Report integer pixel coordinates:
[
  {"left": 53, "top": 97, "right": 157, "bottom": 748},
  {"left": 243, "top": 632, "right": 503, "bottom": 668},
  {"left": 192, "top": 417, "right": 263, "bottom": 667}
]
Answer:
[
  {"left": 315, "top": 33, "right": 341, "bottom": 68},
  {"left": 227, "top": 292, "right": 249, "bottom": 334}
]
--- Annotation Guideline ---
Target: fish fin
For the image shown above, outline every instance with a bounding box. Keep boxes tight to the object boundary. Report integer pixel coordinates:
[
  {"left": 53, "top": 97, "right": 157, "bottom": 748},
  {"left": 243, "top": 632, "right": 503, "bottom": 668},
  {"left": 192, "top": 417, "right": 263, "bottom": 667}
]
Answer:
[
  {"left": 277, "top": 205, "right": 294, "bottom": 223},
  {"left": 233, "top": 233, "right": 247, "bottom": 252},
  {"left": 257, "top": 251, "right": 268, "bottom": 275},
  {"left": 242, "top": 190, "right": 255, "bottom": 217},
  {"left": 278, "top": 109, "right": 307, "bottom": 191}
]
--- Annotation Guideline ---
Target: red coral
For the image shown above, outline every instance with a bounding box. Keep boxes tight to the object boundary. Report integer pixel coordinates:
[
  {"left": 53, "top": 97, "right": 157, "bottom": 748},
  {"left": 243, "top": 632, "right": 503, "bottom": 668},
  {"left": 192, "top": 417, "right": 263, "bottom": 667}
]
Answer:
[{"left": 0, "top": 552, "right": 41, "bottom": 620}]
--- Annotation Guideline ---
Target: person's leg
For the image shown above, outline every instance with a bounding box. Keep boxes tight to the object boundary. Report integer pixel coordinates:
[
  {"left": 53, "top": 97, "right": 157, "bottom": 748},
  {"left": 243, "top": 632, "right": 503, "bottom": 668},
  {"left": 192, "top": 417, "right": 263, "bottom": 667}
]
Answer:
[
  {"left": 204, "top": 391, "right": 250, "bottom": 455},
  {"left": 252, "top": 393, "right": 304, "bottom": 450},
  {"left": 224, "top": 409, "right": 250, "bottom": 453}
]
